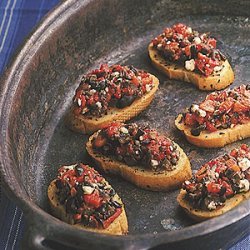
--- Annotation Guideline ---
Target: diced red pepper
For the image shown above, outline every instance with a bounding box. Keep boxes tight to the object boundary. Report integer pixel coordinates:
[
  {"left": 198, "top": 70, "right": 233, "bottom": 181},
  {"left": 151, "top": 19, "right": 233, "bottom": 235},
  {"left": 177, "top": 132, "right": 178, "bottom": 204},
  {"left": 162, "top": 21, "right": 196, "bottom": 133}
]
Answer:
[
  {"left": 173, "top": 23, "right": 187, "bottom": 34},
  {"left": 206, "top": 121, "right": 217, "bottom": 132},
  {"left": 241, "top": 144, "right": 249, "bottom": 152},
  {"left": 73, "top": 107, "right": 82, "bottom": 115},
  {"left": 84, "top": 190, "right": 102, "bottom": 208},
  {"left": 184, "top": 113, "right": 196, "bottom": 126},
  {"left": 80, "top": 95, "right": 86, "bottom": 108},
  {"left": 196, "top": 115, "right": 205, "bottom": 125},
  {"left": 70, "top": 187, "right": 77, "bottom": 197},
  {"left": 230, "top": 149, "right": 238, "bottom": 158},
  {"left": 100, "top": 64, "right": 109, "bottom": 72},
  {"left": 113, "top": 65, "right": 123, "bottom": 72},
  {"left": 141, "top": 75, "right": 152, "bottom": 85},
  {"left": 185, "top": 45, "right": 191, "bottom": 57},
  {"left": 131, "top": 75, "right": 139, "bottom": 86},
  {"left": 102, "top": 208, "right": 122, "bottom": 229},
  {"left": 93, "top": 93, "right": 99, "bottom": 102},
  {"left": 233, "top": 101, "right": 249, "bottom": 112},
  {"left": 105, "top": 123, "right": 120, "bottom": 137},
  {"left": 73, "top": 213, "right": 82, "bottom": 222},
  {"left": 114, "top": 87, "right": 121, "bottom": 99},
  {"left": 87, "top": 95, "right": 95, "bottom": 105},
  {"left": 196, "top": 53, "right": 219, "bottom": 76},
  {"left": 219, "top": 100, "right": 234, "bottom": 113},
  {"left": 199, "top": 100, "right": 215, "bottom": 113},
  {"left": 207, "top": 38, "right": 217, "bottom": 48},
  {"left": 221, "top": 180, "right": 234, "bottom": 197},
  {"left": 207, "top": 182, "right": 221, "bottom": 194},
  {"left": 206, "top": 92, "right": 219, "bottom": 101}
]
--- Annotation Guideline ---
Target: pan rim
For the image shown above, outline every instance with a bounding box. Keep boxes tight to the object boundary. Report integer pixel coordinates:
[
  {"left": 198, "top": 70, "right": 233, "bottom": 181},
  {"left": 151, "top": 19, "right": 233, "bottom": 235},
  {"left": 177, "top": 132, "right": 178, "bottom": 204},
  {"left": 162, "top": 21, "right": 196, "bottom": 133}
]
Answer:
[{"left": 0, "top": 0, "right": 249, "bottom": 246}]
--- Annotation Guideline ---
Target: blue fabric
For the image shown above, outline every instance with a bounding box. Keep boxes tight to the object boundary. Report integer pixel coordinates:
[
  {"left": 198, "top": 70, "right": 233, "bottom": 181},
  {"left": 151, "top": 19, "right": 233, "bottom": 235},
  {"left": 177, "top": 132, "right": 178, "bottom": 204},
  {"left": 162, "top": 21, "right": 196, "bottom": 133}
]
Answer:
[
  {"left": 0, "top": 1, "right": 249, "bottom": 249},
  {"left": 0, "top": 1, "right": 60, "bottom": 249}
]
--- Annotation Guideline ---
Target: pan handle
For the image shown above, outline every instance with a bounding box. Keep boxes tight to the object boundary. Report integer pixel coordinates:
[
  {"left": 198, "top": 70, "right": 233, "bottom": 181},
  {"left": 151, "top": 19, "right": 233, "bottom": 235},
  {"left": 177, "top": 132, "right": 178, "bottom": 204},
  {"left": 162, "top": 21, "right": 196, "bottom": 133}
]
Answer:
[
  {"left": 21, "top": 226, "right": 49, "bottom": 250},
  {"left": 20, "top": 213, "right": 134, "bottom": 250}
]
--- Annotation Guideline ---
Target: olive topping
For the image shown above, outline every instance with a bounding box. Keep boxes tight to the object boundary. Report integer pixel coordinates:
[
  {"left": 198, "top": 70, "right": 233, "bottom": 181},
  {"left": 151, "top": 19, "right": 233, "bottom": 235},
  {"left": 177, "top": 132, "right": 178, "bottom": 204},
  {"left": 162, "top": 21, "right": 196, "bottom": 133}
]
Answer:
[
  {"left": 152, "top": 23, "right": 226, "bottom": 76},
  {"left": 73, "top": 64, "right": 153, "bottom": 116},
  {"left": 116, "top": 95, "right": 136, "bottom": 109},
  {"left": 190, "top": 45, "right": 198, "bottom": 58},
  {"left": 93, "top": 123, "right": 180, "bottom": 171},
  {"left": 191, "top": 124, "right": 206, "bottom": 136},
  {"left": 55, "top": 164, "right": 122, "bottom": 228},
  {"left": 183, "top": 145, "right": 250, "bottom": 211},
  {"left": 75, "top": 164, "right": 84, "bottom": 176},
  {"left": 183, "top": 85, "right": 250, "bottom": 134},
  {"left": 111, "top": 200, "right": 122, "bottom": 208}
]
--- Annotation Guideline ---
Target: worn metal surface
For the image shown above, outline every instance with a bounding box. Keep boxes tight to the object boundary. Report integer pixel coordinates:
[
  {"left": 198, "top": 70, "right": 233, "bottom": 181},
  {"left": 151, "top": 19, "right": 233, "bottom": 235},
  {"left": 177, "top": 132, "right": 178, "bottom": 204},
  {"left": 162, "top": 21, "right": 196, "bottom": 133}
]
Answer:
[{"left": 0, "top": 0, "right": 249, "bottom": 249}]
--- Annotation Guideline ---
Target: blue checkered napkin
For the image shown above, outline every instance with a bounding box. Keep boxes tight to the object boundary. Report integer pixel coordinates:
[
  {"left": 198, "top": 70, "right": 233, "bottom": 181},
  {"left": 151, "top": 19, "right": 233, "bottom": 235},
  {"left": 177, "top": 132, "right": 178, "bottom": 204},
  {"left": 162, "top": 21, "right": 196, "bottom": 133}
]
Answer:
[
  {"left": 0, "top": 0, "right": 249, "bottom": 249},
  {"left": 0, "top": 1, "right": 59, "bottom": 249},
  {"left": 230, "top": 235, "right": 250, "bottom": 250}
]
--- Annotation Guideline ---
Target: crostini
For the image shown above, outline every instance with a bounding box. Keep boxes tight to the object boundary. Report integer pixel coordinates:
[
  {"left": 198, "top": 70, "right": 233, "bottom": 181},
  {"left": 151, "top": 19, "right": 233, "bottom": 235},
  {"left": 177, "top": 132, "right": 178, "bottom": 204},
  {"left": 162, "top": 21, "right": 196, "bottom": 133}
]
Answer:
[
  {"left": 177, "top": 144, "right": 250, "bottom": 221},
  {"left": 48, "top": 163, "right": 128, "bottom": 235},
  {"left": 175, "top": 84, "right": 250, "bottom": 148},
  {"left": 66, "top": 64, "right": 159, "bottom": 134},
  {"left": 86, "top": 122, "right": 191, "bottom": 191},
  {"left": 148, "top": 23, "right": 234, "bottom": 90}
]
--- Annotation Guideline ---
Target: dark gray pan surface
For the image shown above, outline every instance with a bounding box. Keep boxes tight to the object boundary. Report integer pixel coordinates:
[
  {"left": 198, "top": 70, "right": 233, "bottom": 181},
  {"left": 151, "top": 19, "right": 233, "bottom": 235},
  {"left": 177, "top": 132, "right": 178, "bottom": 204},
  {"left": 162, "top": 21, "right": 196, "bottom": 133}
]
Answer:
[
  {"left": 0, "top": 0, "right": 249, "bottom": 249},
  {"left": 40, "top": 15, "right": 250, "bottom": 234}
]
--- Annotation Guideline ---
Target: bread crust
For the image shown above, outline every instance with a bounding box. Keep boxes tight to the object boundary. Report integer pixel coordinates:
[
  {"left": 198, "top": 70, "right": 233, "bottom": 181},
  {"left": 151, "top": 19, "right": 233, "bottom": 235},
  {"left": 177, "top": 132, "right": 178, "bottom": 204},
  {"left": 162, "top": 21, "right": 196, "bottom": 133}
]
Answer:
[
  {"left": 175, "top": 114, "right": 250, "bottom": 148},
  {"left": 86, "top": 133, "right": 192, "bottom": 191},
  {"left": 177, "top": 189, "right": 250, "bottom": 221},
  {"left": 66, "top": 74, "right": 159, "bottom": 134},
  {"left": 148, "top": 43, "right": 234, "bottom": 91},
  {"left": 48, "top": 180, "right": 128, "bottom": 235}
]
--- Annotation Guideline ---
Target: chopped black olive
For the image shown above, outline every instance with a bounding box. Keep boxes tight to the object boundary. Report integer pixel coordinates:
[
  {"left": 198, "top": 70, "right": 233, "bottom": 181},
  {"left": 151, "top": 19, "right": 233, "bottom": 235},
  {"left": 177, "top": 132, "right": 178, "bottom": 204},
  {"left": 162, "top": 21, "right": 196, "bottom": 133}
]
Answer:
[
  {"left": 219, "top": 186, "right": 226, "bottom": 196},
  {"left": 190, "top": 45, "right": 198, "bottom": 57},
  {"left": 191, "top": 124, "right": 206, "bottom": 136},
  {"left": 65, "top": 197, "right": 78, "bottom": 214},
  {"left": 55, "top": 179, "right": 63, "bottom": 189},
  {"left": 219, "top": 50, "right": 227, "bottom": 61},
  {"left": 118, "top": 134, "right": 130, "bottom": 145},
  {"left": 124, "top": 156, "right": 137, "bottom": 166},
  {"left": 135, "top": 128, "right": 145, "bottom": 138},
  {"left": 98, "top": 80, "right": 107, "bottom": 90},
  {"left": 128, "top": 65, "right": 138, "bottom": 74},
  {"left": 116, "top": 95, "right": 136, "bottom": 109},
  {"left": 58, "top": 192, "right": 68, "bottom": 204},
  {"left": 220, "top": 195, "right": 226, "bottom": 203},
  {"left": 111, "top": 200, "right": 122, "bottom": 208},
  {"left": 103, "top": 144, "right": 111, "bottom": 152},
  {"left": 170, "top": 157, "right": 178, "bottom": 165},
  {"left": 221, "top": 123, "right": 229, "bottom": 129},
  {"left": 179, "top": 53, "right": 188, "bottom": 63},
  {"left": 109, "top": 188, "right": 116, "bottom": 196},
  {"left": 75, "top": 164, "right": 84, "bottom": 176},
  {"left": 141, "top": 139, "right": 151, "bottom": 145}
]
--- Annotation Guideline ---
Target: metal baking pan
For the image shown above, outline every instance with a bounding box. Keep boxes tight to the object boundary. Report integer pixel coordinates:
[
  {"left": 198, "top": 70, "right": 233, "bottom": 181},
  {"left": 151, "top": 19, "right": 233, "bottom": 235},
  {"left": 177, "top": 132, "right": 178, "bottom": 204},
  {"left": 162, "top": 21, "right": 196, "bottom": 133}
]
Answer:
[{"left": 0, "top": 0, "right": 249, "bottom": 249}]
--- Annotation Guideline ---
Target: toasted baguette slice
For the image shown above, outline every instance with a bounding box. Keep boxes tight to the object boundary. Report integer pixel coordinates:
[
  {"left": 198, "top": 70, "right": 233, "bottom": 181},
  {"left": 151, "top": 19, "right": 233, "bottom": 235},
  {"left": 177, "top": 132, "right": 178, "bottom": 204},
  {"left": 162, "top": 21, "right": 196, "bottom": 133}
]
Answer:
[
  {"left": 175, "top": 114, "right": 250, "bottom": 148},
  {"left": 86, "top": 132, "right": 191, "bottom": 191},
  {"left": 148, "top": 43, "right": 234, "bottom": 91},
  {"left": 66, "top": 74, "right": 159, "bottom": 134},
  {"left": 177, "top": 189, "right": 250, "bottom": 221},
  {"left": 48, "top": 176, "right": 128, "bottom": 235}
]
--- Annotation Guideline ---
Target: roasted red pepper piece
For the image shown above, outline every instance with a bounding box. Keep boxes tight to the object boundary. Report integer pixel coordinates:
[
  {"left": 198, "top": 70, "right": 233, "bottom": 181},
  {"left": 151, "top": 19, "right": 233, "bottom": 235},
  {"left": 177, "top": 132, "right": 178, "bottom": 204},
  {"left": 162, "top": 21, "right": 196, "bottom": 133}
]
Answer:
[
  {"left": 101, "top": 208, "right": 122, "bottom": 229},
  {"left": 207, "top": 182, "right": 221, "bottom": 194},
  {"left": 84, "top": 190, "right": 102, "bottom": 209}
]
